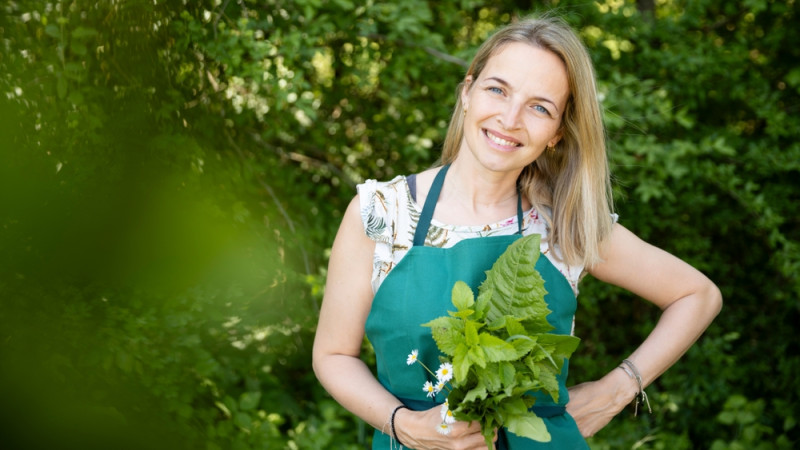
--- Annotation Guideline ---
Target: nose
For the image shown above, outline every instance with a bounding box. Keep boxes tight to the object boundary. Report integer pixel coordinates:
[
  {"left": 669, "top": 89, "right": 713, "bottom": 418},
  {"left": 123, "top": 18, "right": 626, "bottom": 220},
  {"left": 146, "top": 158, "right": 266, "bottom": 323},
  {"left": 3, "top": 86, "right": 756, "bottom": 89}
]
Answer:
[{"left": 498, "top": 101, "right": 522, "bottom": 130}]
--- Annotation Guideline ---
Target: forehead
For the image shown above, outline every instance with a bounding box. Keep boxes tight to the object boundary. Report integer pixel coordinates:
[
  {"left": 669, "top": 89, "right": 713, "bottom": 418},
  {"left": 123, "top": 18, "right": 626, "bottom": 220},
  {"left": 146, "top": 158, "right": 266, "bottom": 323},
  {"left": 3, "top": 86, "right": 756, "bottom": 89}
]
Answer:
[{"left": 479, "top": 42, "right": 570, "bottom": 104}]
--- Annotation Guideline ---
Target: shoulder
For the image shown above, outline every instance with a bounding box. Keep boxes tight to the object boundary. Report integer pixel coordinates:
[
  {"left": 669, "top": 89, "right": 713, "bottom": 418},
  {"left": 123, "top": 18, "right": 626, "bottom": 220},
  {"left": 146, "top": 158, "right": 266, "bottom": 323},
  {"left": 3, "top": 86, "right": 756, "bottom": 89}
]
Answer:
[
  {"left": 410, "top": 167, "right": 440, "bottom": 207},
  {"left": 356, "top": 175, "right": 408, "bottom": 206},
  {"left": 356, "top": 175, "right": 411, "bottom": 243}
]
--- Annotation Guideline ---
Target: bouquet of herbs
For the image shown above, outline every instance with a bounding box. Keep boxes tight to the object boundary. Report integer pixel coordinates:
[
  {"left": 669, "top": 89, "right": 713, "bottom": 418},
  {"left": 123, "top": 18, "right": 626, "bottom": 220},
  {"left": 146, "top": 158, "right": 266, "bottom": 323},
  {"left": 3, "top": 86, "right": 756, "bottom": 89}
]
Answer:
[{"left": 419, "top": 234, "right": 580, "bottom": 446}]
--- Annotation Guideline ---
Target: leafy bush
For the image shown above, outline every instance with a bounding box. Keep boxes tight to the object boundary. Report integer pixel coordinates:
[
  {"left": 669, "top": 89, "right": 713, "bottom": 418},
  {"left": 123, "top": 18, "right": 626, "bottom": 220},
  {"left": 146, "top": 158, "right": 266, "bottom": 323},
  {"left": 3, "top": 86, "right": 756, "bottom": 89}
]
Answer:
[{"left": 1, "top": 0, "right": 797, "bottom": 448}]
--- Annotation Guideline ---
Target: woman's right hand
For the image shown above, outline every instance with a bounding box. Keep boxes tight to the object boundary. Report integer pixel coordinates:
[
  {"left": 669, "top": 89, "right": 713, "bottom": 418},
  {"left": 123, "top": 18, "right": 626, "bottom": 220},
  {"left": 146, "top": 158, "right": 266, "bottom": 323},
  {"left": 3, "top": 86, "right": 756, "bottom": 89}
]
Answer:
[{"left": 394, "top": 406, "right": 497, "bottom": 450}]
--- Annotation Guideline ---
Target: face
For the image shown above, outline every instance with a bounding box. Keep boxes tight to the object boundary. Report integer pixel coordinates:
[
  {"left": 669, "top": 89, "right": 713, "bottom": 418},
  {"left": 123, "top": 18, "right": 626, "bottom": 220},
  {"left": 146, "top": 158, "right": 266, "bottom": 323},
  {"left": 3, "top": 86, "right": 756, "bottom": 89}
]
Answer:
[{"left": 459, "top": 42, "right": 569, "bottom": 175}]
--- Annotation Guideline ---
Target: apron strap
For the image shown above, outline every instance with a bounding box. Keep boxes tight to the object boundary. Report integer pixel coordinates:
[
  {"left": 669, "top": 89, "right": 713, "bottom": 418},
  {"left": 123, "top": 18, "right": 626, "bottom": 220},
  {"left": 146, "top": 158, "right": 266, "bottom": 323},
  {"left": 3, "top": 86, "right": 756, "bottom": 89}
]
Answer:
[
  {"left": 412, "top": 164, "right": 524, "bottom": 247},
  {"left": 413, "top": 164, "right": 450, "bottom": 247},
  {"left": 516, "top": 189, "right": 524, "bottom": 235}
]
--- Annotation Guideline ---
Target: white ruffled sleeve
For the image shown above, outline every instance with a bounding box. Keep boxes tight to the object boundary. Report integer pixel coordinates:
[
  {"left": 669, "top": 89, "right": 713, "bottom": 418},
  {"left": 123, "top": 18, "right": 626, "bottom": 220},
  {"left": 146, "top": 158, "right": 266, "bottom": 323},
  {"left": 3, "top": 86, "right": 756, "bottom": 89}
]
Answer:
[
  {"left": 357, "top": 179, "right": 393, "bottom": 244},
  {"left": 357, "top": 178, "right": 405, "bottom": 292}
]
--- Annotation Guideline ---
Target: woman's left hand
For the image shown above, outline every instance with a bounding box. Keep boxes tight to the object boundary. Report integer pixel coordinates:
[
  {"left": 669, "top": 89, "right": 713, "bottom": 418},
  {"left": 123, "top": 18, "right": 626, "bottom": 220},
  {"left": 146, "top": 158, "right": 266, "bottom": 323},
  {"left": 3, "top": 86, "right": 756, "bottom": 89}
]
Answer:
[{"left": 566, "top": 367, "right": 638, "bottom": 438}]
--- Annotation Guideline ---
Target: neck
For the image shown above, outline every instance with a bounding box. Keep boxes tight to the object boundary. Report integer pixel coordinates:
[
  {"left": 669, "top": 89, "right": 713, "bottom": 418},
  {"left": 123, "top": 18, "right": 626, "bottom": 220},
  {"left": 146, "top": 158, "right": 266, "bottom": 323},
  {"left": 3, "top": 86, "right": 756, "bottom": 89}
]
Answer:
[{"left": 443, "top": 159, "right": 521, "bottom": 213}]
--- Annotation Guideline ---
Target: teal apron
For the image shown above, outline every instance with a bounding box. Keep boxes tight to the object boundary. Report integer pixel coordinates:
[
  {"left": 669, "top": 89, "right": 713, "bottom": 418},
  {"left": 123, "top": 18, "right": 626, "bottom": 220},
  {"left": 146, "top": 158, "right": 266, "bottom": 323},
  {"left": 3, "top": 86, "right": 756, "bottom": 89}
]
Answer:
[{"left": 365, "top": 165, "right": 588, "bottom": 449}]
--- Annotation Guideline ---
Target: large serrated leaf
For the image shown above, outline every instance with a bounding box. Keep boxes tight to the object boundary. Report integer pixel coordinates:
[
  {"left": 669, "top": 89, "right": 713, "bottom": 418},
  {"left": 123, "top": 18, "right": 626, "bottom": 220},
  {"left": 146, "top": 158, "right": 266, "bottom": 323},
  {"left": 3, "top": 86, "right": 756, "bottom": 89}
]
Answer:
[{"left": 478, "top": 235, "right": 551, "bottom": 328}]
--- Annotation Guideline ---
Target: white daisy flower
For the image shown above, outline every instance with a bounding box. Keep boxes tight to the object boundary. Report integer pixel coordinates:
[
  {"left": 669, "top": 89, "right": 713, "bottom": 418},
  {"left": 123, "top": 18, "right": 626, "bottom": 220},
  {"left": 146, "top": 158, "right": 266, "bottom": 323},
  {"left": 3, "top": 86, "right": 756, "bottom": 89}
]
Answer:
[
  {"left": 406, "top": 349, "right": 419, "bottom": 366},
  {"left": 422, "top": 381, "right": 436, "bottom": 398},
  {"left": 436, "top": 422, "right": 452, "bottom": 435},
  {"left": 440, "top": 403, "right": 456, "bottom": 424},
  {"left": 436, "top": 363, "right": 453, "bottom": 383},
  {"left": 434, "top": 380, "right": 446, "bottom": 394}
]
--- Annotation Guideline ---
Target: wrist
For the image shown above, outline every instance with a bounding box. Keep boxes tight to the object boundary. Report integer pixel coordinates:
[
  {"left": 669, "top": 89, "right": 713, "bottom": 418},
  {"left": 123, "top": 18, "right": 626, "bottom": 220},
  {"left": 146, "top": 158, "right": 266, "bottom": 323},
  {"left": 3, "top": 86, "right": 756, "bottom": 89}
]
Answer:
[
  {"left": 609, "top": 365, "right": 639, "bottom": 407},
  {"left": 617, "top": 359, "right": 653, "bottom": 415},
  {"left": 390, "top": 405, "right": 409, "bottom": 447}
]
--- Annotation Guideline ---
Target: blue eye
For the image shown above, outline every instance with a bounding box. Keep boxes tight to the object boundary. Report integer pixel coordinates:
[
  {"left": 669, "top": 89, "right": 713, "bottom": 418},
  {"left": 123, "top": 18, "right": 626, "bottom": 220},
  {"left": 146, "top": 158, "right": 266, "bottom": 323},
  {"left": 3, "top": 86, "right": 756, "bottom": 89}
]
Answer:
[
  {"left": 533, "top": 105, "right": 550, "bottom": 115},
  {"left": 488, "top": 86, "right": 503, "bottom": 95}
]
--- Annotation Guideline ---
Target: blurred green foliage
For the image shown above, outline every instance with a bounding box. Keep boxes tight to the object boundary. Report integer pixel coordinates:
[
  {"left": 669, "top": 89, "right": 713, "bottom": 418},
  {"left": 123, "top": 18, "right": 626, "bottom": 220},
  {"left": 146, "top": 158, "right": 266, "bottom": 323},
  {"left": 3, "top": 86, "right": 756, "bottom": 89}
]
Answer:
[{"left": 0, "top": 0, "right": 797, "bottom": 448}]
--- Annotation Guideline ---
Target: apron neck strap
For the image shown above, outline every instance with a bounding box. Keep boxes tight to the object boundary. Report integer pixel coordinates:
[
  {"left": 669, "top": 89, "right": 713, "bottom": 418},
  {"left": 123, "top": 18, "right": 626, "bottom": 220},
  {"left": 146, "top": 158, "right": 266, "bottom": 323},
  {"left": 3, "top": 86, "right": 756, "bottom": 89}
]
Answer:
[
  {"left": 413, "top": 164, "right": 449, "bottom": 247},
  {"left": 412, "top": 164, "right": 524, "bottom": 247}
]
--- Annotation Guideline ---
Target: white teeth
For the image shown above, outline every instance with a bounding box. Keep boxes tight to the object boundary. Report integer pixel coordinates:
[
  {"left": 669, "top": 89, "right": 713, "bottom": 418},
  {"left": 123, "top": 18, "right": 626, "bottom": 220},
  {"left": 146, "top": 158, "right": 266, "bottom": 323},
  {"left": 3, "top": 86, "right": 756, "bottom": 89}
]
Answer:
[{"left": 485, "top": 130, "right": 518, "bottom": 147}]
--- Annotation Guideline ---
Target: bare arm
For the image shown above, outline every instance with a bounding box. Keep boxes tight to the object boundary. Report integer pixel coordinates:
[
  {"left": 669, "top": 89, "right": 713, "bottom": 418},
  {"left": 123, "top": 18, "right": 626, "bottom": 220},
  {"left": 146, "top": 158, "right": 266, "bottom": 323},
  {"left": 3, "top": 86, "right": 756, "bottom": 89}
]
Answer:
[
  {"left": 567, "top": 223, "right": 723, "bottom": 436},
  {"left": 312, "top": 196, "right": 398, "bottom": 431},
  {"left": 312, "top": 196, "right": 491, "bottom": 449}
]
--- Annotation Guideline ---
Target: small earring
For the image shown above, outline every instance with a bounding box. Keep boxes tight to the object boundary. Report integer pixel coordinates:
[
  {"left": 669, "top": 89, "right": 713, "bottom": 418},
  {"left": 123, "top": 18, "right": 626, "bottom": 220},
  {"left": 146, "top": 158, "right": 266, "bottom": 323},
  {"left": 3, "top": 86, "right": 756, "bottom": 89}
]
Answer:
[{"left": 463, "top": 108, "right": 467, "bottom": 116}]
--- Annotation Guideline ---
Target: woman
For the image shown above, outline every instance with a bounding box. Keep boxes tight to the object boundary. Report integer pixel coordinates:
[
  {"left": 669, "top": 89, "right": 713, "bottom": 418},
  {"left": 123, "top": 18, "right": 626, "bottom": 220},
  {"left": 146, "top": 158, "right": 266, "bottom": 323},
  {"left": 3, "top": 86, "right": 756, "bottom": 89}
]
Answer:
[{"left": 313, "top": 16, "right": 722, "bottom": 450}]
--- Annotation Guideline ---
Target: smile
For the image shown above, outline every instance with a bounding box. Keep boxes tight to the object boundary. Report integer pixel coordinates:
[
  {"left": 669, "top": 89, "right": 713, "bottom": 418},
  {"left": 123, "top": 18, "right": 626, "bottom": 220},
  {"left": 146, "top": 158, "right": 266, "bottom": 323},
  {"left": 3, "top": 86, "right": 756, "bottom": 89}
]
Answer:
[{"left": 483, "top": 129, "right": 521, "bottom": 148}]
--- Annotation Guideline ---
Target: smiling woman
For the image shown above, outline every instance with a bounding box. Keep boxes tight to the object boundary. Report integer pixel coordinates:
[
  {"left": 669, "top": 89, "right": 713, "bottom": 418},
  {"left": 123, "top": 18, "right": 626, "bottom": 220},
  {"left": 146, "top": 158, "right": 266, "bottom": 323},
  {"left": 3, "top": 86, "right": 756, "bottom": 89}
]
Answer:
[
  {"left": 458, "top": 43, "right": 568, "bottom": 179},
  {"left": 313, "top": 15, "right": 721, "bottom": 450}
]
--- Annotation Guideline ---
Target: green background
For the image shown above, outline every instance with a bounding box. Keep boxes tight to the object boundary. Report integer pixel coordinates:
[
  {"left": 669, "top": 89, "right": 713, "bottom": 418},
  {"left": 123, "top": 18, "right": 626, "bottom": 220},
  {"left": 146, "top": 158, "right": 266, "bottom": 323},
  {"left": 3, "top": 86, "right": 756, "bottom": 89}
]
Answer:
[{"left": 1, "top": 0, "right": 797, "bottom": 448}]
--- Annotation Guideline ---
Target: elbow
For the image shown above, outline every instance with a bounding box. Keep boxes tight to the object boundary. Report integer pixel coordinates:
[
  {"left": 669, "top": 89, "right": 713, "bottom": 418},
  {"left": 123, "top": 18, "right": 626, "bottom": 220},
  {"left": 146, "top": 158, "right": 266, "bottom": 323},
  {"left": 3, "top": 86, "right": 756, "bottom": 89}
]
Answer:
[
  {"left": 311, "top": 341, "right": 325, "bottom": 382},
  {"left": 703, "top": 280, "right": 723, "bottom": 321}
]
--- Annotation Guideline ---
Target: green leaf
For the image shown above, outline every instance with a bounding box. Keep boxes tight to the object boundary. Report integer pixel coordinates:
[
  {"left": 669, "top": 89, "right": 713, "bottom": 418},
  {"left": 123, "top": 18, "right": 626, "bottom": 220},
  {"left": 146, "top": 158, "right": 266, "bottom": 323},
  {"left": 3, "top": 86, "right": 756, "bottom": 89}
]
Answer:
[
  {"left": 536, "top": 334, "right": 581, "bottom": 370},
  {"left": 537, "top": 364, "right": 560, "bottom": 402},
  {"left": 499, "top": 361, "right": 516, "bottom": 387},
  {"left": 462, "top": 381, "right": 488, "bottom": 403},
  {"left": 233, "top": 411, "right": 252, "bottom": 430},
  {"left": 45, "top": 24, "right": 61, "bottom": 39},
  {"left": 506, "top": 413, "right": 551, "bottom": 443},
  {"left": 57, "top": 76, "right": 67, "bottom": 99},
  {"left": 478, "top": 235, "right": 552, "bottom": 331},
  {"left": 474, "top": 289, "right": 490, "bottom": 318},
  {"left": 508, "top": 335, "right": 537, "bottom": 358},
  {"left": 478, "top": 333, "right": 517, "bottom": 362},
  {"left": 482, "top": 366, "right": 502, "bottom": 392},
  {"left": 504, "top": 397, "right": 531, "bottom": 416},
  {"left": 451, "top": 280, "right": 474, "bottom": 311},
  {"left": 452, "top": 308, "right": 475, "bottom": 320},
  {"left": 524, "top": 356, "right": 541, "bottom": 380},
  {"left": 464, "top": 320, "right": 479, "bottom": 346},
  {"left": 71, "top": 26, "right": 98, "bottom": 40},
  {"left": 70, "top": 42, "right": 87, "bottom": 56},
  {"left": 239, "top": 391, "right": 261, "bottom": 411},
  {"left": 423, "top": 316, "right": 463, "bottom": 356},
  {"left": 468, "top": 344, "right": 487, "bottom": 369},
  {"left": 452, "top": 343, "right": 471, "bottom": 382}
]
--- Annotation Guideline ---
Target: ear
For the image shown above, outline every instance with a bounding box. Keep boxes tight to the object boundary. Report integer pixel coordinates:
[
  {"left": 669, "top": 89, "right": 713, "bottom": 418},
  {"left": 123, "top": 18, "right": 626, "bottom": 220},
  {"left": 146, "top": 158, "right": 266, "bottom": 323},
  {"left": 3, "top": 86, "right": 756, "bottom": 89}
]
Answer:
[
  {"left": 460, "top": 75, "right": 474, "bottom": 111},
  {"left": 548, "top": 129, "right": 564, "bottom": 148}
]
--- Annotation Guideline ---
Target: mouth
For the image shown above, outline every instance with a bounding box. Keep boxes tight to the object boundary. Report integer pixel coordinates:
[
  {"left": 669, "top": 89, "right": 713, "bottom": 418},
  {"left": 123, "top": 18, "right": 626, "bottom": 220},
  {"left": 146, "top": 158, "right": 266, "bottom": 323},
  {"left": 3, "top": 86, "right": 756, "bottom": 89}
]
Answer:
[{"left": 483, "top": 129, "right": 522, "bottom": 149}]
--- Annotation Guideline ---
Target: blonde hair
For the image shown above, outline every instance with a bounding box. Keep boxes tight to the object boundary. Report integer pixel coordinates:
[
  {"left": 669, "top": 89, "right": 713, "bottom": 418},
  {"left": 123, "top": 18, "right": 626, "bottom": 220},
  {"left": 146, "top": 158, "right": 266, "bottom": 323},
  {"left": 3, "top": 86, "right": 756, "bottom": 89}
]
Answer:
[{"left": 441, "top": 16, "right": 613, "bottom": 268}]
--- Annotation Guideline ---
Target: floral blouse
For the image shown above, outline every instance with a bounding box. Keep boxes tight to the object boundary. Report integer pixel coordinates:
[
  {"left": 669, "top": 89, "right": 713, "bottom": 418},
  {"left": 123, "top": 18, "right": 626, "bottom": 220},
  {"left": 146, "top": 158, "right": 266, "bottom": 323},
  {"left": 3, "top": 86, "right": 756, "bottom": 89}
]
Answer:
[{"left": 357, "top": 175, "right": 586, "bottom": 296}]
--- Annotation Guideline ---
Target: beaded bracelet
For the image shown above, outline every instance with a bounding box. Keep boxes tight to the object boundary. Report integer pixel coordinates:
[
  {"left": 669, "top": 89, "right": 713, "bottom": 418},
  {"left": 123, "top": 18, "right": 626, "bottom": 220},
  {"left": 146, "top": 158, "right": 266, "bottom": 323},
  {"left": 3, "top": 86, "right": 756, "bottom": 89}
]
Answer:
[
  {"left": 619, "top": 359, "right": 652, "bottom": 416},
  {"left": 390, "top": 405, "right": 409, "bottom": 448}
]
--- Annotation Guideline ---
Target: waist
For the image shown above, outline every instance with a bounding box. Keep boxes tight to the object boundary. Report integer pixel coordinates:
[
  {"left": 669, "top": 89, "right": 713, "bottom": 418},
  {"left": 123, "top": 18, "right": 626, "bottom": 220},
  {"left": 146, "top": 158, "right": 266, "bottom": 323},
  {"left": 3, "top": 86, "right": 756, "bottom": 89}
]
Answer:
[{"left": 398, "top": 397, "right": 566, "bottom": 419}]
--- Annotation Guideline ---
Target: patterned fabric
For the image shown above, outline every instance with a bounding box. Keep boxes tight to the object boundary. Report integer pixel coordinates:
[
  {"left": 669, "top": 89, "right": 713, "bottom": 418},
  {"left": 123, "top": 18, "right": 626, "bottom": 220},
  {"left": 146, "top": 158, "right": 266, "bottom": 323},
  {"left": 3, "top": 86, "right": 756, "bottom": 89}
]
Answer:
[{"left": 357, "top": 175, "right": 586, "bottom": 296}]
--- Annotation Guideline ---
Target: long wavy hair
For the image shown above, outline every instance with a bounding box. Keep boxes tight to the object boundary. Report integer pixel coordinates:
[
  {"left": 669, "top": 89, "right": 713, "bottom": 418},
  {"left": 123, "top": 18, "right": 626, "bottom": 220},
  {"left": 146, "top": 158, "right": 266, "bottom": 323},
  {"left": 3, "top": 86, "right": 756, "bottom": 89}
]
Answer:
[{"left": 441, "top": 16, "right": 613, "bottom": 268}]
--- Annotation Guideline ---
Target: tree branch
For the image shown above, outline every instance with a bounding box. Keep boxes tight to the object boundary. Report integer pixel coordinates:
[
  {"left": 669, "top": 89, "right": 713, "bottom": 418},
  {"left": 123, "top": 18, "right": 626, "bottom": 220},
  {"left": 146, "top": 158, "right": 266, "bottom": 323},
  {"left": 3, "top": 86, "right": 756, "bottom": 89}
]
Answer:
[
  {"left": 364, "top": 33, "right": 469, "bottom": 69},
  {"left": 224, "top": 131, "right": 315, "bottom": 296}
]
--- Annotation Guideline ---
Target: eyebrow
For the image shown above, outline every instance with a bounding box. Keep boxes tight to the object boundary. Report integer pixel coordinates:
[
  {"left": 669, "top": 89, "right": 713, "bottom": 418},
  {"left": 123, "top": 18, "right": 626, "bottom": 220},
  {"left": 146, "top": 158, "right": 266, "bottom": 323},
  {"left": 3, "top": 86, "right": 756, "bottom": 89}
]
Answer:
[{"left": 484, "top": 76, "right": 560, "bottom": 113}]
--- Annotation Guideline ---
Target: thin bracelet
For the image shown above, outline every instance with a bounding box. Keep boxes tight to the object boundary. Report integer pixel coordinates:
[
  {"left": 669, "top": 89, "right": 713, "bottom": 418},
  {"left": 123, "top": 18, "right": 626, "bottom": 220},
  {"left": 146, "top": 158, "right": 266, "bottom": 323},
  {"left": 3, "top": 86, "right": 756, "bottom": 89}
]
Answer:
[
  {"left": 619, "top": 359, "right": 652, "bottom": 415},
  {"left": 390, "top": 405, "right": 409, "bottom": 448}
]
